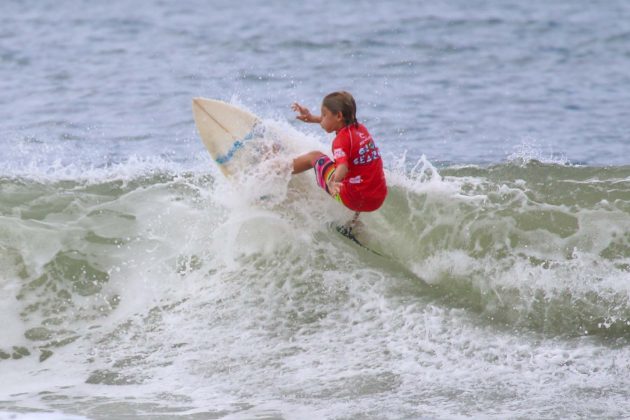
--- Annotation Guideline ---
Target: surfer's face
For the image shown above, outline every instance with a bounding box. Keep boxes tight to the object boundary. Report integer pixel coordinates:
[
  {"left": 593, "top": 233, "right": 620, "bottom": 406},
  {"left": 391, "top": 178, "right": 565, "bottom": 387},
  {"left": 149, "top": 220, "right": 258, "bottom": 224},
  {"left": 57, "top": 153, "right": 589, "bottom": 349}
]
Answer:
[{"left": 320, "top": 106, "right": 344, "bottom": 133}]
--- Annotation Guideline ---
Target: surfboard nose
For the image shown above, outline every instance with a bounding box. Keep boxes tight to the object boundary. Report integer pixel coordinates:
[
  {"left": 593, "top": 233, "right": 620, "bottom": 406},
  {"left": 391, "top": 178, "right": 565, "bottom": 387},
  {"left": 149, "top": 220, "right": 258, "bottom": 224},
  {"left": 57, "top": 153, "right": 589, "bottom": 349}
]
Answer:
[
  {"left": 191, "top": 97, "right": 260, "bottom": 177},
  {"left": 192, "top": 97, "right": 204, "bottom": 109}
]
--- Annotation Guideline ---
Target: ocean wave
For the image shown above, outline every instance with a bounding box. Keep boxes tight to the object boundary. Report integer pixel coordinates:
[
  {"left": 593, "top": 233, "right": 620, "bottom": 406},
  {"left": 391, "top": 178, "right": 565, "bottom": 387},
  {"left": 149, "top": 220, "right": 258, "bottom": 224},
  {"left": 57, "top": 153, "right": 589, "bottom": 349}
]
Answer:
[{"left": 2, "top": 153, "right": 630, "bottom": 370}]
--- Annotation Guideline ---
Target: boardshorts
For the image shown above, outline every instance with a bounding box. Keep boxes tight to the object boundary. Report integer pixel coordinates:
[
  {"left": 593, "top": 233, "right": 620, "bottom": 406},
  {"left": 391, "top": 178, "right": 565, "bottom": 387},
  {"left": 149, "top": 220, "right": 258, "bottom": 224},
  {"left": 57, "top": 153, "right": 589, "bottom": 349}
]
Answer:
[{"left": 312, "top": 155, "right": 343, "bottom": 204}]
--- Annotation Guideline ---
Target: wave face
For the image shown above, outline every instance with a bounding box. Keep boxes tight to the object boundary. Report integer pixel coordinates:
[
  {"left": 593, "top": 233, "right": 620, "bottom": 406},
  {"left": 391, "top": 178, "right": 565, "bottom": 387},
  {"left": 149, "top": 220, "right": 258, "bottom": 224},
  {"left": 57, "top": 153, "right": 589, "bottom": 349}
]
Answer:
[
  {"left": 2, "top": 138, "right": 630, "bottom": 417},
  {"left": 374, "top": 159, "right": 630, "bottom": 337},
  {"left": 4, "top": 159, "right": 630, "bottom": 355}
]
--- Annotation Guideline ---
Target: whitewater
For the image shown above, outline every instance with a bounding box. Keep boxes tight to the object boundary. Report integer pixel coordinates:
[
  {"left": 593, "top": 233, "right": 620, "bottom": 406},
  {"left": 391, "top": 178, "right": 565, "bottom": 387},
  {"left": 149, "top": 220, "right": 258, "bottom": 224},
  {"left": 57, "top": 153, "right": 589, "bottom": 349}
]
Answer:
[{"left": 2, "top": 118, "right": 630, "bottom": 418}]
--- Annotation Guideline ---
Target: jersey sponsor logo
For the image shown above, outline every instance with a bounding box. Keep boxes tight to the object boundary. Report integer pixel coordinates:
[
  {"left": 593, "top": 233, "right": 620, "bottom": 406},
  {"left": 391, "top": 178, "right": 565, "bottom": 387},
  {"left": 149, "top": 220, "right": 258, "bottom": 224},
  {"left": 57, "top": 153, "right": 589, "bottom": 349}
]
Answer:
[
  {"left": 352, "top": 140, "right": 381, "bottom": 165},
  {"left": 349, "top": 175, "right": 362, "bottom": 184},
  {"left": 333, "top": 148, "right": 346, "bottom": 159}
]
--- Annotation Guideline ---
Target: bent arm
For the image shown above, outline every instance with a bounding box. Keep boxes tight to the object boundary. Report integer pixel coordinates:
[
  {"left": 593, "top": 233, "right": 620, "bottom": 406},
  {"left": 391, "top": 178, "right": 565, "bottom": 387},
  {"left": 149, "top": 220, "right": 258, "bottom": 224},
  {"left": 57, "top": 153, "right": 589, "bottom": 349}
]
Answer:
[
  {"left": 332, "top": 164, "right": 348, "bottom": 183},
  {"left": 327, "top": 163, "right": 348, "bottom": 196}
]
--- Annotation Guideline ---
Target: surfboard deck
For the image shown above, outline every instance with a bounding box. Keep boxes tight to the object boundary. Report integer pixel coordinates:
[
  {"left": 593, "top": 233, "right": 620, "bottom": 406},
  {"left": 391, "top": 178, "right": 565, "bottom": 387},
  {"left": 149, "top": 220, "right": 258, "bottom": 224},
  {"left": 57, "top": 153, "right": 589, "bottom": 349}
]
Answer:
[{"left": 192, "top": 97, "right": 265, "bottom": 177}]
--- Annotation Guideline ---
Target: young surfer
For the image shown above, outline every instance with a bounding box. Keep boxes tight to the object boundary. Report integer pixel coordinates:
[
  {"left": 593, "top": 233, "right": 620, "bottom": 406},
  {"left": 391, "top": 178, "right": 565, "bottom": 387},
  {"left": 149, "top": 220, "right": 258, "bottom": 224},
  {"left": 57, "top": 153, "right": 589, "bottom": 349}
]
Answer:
[{"left": 291, "top": 91, "right": 387, "bottom": 217}]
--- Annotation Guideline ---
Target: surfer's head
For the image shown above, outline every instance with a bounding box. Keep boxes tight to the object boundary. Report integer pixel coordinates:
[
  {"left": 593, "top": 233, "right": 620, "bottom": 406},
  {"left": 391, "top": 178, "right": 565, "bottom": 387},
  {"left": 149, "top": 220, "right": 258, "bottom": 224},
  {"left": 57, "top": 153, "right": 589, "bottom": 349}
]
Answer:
[{"left": 321, "top": 91, "right": 358, "bottom": 131}]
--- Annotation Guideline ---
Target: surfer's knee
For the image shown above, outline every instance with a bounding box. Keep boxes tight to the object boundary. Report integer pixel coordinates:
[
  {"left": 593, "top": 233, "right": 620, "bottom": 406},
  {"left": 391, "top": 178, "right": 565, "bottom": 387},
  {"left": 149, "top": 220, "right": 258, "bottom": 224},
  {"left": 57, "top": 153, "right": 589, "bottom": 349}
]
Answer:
[
  {"left": 292, "top": 151, "right": 325, "bottom": 174},
  {"left": 308, "top": 151, "right": 326, "bottom": 165}
]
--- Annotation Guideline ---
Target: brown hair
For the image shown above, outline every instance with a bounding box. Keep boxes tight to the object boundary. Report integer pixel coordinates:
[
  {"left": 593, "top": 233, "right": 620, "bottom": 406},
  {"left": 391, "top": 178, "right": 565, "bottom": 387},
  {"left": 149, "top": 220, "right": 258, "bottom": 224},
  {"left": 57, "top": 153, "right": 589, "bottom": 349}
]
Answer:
[{"left": 322, "top": 91, "right": 358, "bottom": 127}]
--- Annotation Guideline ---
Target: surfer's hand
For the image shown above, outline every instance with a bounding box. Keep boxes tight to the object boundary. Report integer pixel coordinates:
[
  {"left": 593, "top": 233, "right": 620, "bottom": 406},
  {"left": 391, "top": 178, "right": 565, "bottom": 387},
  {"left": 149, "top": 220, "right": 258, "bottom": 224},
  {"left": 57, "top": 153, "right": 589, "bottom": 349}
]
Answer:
[
  {"left": 292, "top": 102, "right": 313, "bottom": 122},
  {"left": 327, "top": 180, "right": 342, "bottom": 196}
]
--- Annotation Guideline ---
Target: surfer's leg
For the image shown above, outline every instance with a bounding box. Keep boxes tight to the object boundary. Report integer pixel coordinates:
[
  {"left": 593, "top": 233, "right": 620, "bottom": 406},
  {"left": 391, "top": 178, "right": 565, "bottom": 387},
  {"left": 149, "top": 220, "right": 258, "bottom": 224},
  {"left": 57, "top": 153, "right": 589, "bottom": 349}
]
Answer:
[
  {"left": 350, "top": 211, "right": 361, "bottom": 226},
  {"left": 298, "top": 154, "right": 351, "bottom": 209},
  {"left": 292, "top": 151, "right": 325, "bottom": 174},
  {"left": 337, "top": 212, "right": 361, "bottom": 238},
  {"left": 345, "top": 211, "right": 361, "bottom": 233},
  {"left": 312, "top": 155, "right": 337, "bottom": 195}
]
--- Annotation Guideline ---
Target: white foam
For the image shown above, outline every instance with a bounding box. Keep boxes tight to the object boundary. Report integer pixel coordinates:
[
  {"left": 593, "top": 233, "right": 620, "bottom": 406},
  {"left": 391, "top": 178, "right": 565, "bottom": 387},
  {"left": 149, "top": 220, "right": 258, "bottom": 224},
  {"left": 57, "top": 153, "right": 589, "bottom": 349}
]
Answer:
[
  {"left": 0, "top": 413, "right": 88, "bottom": 420},
  {"left": 507, "top": 140, "right": 570, "bottom": 165},
  {"left": 3, "top": 118, "right": 630, "bottom": 418}
]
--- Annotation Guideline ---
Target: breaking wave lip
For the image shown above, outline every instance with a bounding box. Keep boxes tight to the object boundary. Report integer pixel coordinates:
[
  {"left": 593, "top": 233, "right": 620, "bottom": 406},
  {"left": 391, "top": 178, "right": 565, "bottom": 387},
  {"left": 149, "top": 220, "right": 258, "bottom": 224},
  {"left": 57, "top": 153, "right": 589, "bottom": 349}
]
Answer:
[
  {"left": 0, "top": 142, "right": 216, "bottom": 184},
  {"left": 506, "top": 140, "right": 570, "bottom": 166}
]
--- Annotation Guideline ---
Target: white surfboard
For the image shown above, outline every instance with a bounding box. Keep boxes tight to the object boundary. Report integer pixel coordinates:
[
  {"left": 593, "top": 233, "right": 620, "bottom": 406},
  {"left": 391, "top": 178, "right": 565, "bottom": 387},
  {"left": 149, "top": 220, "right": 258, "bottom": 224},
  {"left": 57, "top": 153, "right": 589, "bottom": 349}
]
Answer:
[{"left": 192, "top": 97, "right": 264, "bottom": 177}]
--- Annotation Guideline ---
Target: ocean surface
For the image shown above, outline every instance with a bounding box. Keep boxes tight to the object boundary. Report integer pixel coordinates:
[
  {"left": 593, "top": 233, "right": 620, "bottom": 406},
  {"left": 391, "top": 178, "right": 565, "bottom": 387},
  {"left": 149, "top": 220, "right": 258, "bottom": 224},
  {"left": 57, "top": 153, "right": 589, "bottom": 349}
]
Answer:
[{"left": 2, "top": 0, "right": 630, "bottom": 419}]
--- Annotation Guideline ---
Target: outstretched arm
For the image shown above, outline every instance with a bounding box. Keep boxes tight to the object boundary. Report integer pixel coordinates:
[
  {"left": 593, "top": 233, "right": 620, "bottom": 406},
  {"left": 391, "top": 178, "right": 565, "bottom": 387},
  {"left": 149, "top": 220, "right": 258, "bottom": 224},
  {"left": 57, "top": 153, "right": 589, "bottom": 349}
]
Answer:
[{"left": 292, "top": 102, "right": 322, "bottom": 123}]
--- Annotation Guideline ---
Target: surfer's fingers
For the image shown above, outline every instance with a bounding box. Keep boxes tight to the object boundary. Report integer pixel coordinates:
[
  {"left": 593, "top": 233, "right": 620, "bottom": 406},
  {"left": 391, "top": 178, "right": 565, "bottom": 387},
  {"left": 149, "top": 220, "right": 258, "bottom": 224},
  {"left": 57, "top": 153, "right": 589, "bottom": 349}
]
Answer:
[{"left": 292, "top": 102, "right": 309, "bottom": 115}]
